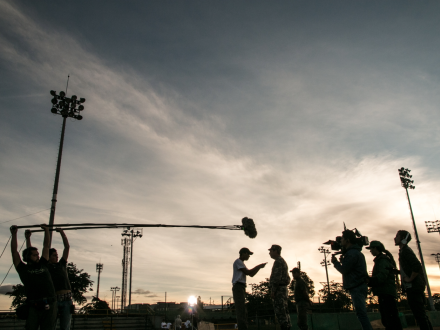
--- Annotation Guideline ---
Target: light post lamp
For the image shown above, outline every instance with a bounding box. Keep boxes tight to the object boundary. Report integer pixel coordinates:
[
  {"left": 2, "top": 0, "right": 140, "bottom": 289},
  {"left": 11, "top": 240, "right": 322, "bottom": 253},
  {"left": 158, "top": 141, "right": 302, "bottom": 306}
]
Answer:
[
  {"left": 188, "top": 296, "right": 197, "bottom": 330},
  {"left": 48, "top": 89, "right": 85, "bottom": 242},
  {"left": 431, "top": 254, "right": 440, "bottom": 271},
  {"left": 96, "top": 263, "right": 103, "bottom": 299},
  {"left": 398, "top": 167, "right": 435, "bottom": 311},
  {"left": 111, "top": 286, "right": 120, "bottom": 310}
]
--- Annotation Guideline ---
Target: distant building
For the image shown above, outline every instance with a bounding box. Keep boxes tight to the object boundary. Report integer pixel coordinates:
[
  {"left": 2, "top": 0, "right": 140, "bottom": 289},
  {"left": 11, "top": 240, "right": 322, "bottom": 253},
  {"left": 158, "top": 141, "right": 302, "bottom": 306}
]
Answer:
[
  {"left": 126, "top": 303, "right": 154, "bottom": 312},
  {"left": 151, "top": 302, "right": 187, "bottom": 312},
  {"left": 202, "top": 305, "right": 223, "bottom": 311}
]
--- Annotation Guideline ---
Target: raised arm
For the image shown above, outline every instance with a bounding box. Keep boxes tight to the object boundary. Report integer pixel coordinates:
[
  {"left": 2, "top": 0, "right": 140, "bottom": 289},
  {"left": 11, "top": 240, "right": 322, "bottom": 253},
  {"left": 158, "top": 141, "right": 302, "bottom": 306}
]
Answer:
[
  {"left": 25, "top": 230, "right": 32, "bottom": 248},
  {"left": 241, "top": 263, "right": 267, "bottom": 277},
  {"left": 10, "top": 226, "right": 22, "bottom": 267},
  {"left": 56, "top": 228, "right": 70, "bottom": 261},
  {"left": 41, "top": 224, "right": 50, "bottom": 260}
]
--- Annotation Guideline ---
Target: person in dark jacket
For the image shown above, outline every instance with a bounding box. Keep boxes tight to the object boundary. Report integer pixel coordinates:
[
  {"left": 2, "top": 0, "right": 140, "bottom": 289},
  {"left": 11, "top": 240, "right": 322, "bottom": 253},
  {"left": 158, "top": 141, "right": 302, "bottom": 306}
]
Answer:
[
  {"left": 332, "top": 230, "right": 372, "bottom": 330},
  {"left": 291, "top": 267, "right": 312, "bottom": 330},
  {"left": 366, "top": 240, "right": 402, "bottom": 330},
  {"left": 395, "top": 230, "right": 432, "bottom": 330}
]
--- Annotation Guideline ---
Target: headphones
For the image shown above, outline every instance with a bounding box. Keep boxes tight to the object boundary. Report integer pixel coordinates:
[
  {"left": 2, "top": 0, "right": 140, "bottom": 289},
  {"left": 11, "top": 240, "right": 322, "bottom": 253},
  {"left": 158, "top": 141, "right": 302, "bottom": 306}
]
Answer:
[{"left": 401, "top": 231, "right": 410, "bottom": 245}]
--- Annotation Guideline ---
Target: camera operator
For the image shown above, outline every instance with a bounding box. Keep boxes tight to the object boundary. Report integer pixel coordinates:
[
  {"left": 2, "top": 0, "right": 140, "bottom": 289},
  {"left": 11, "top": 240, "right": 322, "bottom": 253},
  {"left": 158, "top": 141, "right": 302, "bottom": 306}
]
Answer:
[
  {"left": 395, "top": 230, "right": 432, "bottom": 330},
  {"left": 10, "top": 224, "right": 57, "bottom": 330},
  {"left": 26, "top": 228, "right": 73, "bottom": 330},
  {"left": 331, "top": 230, "right": 372, "bottom": 330},
  {"left": 366, "top": 241, "right": 402, "bottom": 330}
]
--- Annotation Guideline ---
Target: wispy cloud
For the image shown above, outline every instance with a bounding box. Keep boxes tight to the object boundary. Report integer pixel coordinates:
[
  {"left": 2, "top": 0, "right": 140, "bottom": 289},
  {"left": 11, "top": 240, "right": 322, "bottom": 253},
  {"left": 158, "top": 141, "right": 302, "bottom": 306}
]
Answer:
[{"left": 132, "top": 289, "right": 158, "bottom": 298}]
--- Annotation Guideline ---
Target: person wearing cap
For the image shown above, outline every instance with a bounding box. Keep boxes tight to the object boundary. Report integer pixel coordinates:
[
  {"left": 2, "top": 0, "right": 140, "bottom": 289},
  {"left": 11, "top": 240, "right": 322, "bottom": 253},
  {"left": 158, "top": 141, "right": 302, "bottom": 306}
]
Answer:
[
  {"left": 232, "top": 247, "right": 267, "bottom": 330},
  {"left": 290, "top": 268, "right": 311, "bottom": 330},
  {"left": 269, "top": 245, "right": 291, "bottom": 330},
  {"left": 366, "top": 240, "right": 402, "bottom": 330},
  {"left": 331, "top": 230, "right": 372, "bottom": 330},
  {"left": 394, "top": 230, "right": 432, "bottom": 330}
]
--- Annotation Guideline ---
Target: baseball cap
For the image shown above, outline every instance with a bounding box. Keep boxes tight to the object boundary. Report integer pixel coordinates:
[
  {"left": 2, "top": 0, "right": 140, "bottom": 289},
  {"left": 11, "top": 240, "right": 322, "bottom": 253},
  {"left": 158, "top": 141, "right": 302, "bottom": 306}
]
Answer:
[
  {"left": 366, "top": 240, "right": 384, "bottom": 250},
  {"left": 239, "top": 247, "right": 253, "bottom": 255},
  {"left": 268, "top": 244, "right": 282, "bottom": 252}
]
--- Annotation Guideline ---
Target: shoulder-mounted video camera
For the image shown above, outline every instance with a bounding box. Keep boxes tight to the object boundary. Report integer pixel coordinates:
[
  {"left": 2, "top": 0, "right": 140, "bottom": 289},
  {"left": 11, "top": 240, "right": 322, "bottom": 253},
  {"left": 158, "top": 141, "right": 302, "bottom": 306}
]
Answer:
[{"left": 323, "top": 224, "right": 369, "bottom": 254}]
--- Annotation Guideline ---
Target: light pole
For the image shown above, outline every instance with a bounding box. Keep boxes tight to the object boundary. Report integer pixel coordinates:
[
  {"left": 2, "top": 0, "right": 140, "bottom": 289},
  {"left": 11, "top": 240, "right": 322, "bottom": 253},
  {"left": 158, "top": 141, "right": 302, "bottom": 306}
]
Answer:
[
  {"left": 318, "top": 246, "right": 331, "bottom": 297},
  {"left": 116, "top": 296, "right": 120, "bottom": 310},
  {"left": 431, "top": 254, "right": 440, "bottom": 270},
  {"left": 111, "top": 286, "right": 120, "bottom": 310},
  {"left": 48, "top": 89, "right": 85, "bottom": 242},
  {"left": 398, "top": 167, "right": 435, "bottom": 311},
  {"left": 122, "top": 228, "right": 143, "bottom": 308},
  {"left": 96, "top": 263, "right": 103, "bottom": 299}
]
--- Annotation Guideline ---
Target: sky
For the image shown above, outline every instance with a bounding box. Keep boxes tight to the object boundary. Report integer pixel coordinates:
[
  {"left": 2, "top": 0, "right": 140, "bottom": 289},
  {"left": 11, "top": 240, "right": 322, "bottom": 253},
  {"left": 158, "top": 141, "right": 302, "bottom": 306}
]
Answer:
[{"left": 1, "top": 0, "right": 440, "bottom": 310}]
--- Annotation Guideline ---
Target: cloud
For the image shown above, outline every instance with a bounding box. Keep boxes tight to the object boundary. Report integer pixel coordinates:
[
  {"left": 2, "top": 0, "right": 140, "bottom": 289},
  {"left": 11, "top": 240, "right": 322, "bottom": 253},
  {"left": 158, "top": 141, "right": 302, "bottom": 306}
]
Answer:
[
  {"left": 132, "top": 289, "right": 158, "bottom": 298},
  {"left": 1, "top": 0, "right": 440, "bottom": 311},
  {"left": 0, "top": 285, "right": 13, "bottom": 295}
]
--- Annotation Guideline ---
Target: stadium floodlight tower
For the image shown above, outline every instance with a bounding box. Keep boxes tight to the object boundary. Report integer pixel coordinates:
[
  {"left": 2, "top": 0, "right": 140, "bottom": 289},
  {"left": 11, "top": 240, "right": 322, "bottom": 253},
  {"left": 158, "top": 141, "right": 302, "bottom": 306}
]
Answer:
[
  {"left": 398, "top": 167, "right": 435, "bottom": 311},
  {"left": 431, "top": 254, "right": 440, "bottom": 271},
  {"left": 48, "top": 89, "right": 85, "bottom": 242},
  {"left": 425, "top": 220, "right": 440, "bottom": 236}
]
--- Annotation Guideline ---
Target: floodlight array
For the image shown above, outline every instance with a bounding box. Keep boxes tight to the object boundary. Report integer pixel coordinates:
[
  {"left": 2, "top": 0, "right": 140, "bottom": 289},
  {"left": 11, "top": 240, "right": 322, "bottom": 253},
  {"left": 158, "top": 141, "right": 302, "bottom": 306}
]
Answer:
[
  {"left": 398, "top": 167, "right": 415, "bottom": 189},
  {"left": 425, "top": 220, "right": 440, "bottom": 233},
  {"left": 50, "top": 90, "right": 85, "bottom": 120}
]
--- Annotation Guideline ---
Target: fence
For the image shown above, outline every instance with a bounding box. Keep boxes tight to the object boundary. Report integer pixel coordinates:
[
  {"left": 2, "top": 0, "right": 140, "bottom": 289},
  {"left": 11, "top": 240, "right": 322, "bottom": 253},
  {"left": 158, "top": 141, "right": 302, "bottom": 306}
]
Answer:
[{"left": 0, "top": 309, "right": 156, "bottom": 330}]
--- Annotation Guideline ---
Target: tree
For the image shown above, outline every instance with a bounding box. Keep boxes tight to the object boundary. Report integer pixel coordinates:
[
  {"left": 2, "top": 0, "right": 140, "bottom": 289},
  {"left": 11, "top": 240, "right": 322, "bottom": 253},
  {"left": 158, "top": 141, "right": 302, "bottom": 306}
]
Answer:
[
  {"left": 67, "top": 262, "right": 94, "bottom": 305},
  {"left": 77, "top": 297, "right": 113, "bottom": 315},
  {"left": 8, "top": 262, "right": 93, "bottom": 308},
  {"left": 289, "top": 270, "right": 315, "bottom": 301},
  {"left": 318, "top": 281, "right": 352, "bottom": 312},
  {"left": 9, "top": 284, "right": 26, "bottom": 309},
  {"left": 247, "top": 278, "right": 273, "bottom": 316}
]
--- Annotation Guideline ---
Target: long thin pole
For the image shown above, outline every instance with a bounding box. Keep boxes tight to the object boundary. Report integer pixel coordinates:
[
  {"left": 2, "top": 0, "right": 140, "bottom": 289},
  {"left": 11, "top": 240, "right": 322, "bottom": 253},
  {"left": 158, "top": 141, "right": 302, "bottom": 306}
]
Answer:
[
  {"left": 111, "top": 289, "right": 114, "bottom": 310},
  {"left": 97, "top": 271, "right": 101, "bottom": 298},
  {"left": 405, "top": 188, "right": 435, "bottom": 311},
  {"left": 48, "top": 116, "right": 67, "bottom": 243},
  {"left": 323, "top": 254, "right": 330, "bottom": 297},
  {"left": 129, "top": 230, "right": 134, "bottom": 307}
]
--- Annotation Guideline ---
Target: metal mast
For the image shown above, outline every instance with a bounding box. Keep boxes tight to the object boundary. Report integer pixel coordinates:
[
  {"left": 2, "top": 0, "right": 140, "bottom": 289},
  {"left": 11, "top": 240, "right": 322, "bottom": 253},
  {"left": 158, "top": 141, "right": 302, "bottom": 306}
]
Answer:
[
  {"left": 122, "top": 228, "right": 143, "bottom": 308},
  {"left": 120, "top": 237, "right": 131, "bottom": 311},
  {"left": 48, "top": 87, "right": 85, "bottom": 243}
]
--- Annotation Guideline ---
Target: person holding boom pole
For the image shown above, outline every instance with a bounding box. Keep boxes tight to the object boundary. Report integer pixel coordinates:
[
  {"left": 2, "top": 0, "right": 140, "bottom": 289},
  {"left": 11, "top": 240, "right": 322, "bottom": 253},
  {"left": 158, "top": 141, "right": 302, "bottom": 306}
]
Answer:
[
  {"left": 26, "top": 227, "right": 73, "bottom": 330},
  {"left": 11, "top": 224, "right": 57, "bottom": 330}
]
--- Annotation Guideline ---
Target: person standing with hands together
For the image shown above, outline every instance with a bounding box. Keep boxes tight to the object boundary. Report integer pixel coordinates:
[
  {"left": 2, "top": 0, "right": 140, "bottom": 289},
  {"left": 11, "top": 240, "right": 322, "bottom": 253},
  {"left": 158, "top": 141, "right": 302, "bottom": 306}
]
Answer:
[
  {"left": 232, "top": 247, "right": 267, "bottom": 330},
  {"left": 11, "top": 224, "right": 57, "bottom": 330}
]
